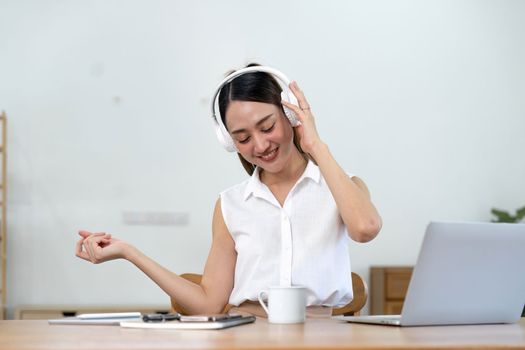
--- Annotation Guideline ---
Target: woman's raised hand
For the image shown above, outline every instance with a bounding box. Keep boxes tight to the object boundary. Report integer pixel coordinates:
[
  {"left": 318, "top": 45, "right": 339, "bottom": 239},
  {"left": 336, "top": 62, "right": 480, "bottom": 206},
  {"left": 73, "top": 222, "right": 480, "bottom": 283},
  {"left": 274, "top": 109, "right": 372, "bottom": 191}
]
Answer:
[
  {"left": 75, "top": 230, "right": 128, "bottom": 264},
  {"left": 281, "top": 81, "right": 324, "bottom": 156}
]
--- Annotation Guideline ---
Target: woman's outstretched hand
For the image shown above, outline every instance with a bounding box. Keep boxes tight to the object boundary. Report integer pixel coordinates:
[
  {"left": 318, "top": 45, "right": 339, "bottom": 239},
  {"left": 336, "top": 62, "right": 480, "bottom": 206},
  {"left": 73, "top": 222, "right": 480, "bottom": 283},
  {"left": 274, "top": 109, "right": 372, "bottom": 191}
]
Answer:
[
  {"left": 75, "top": 230, "right": 128, "bottom": 264},
  {"left": 281, "top": 81, "right": 324, "bottom": 157}
]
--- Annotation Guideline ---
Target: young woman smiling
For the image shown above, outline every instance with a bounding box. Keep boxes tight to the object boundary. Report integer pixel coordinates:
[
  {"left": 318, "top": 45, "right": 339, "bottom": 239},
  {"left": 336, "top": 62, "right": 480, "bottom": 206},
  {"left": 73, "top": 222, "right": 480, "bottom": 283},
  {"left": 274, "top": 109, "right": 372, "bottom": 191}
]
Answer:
[{"left": 76, "top": 64, "right": 382, "bottom": 317}]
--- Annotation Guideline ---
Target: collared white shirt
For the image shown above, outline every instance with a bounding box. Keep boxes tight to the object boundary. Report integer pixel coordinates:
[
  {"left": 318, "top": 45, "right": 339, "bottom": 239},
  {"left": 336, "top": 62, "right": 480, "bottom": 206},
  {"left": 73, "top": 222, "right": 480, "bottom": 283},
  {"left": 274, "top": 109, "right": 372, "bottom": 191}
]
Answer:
[{"left": 220, "top": 160, "right": 354, "bottom": 307}]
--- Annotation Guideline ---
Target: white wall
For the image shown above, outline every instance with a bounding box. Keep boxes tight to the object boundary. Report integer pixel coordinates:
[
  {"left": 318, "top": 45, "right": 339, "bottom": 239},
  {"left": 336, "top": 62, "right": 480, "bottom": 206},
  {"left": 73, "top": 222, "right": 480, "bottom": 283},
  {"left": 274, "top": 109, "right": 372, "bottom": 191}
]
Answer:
[{"left": 1, "top": 0, "right": 524, "bottom": 317}]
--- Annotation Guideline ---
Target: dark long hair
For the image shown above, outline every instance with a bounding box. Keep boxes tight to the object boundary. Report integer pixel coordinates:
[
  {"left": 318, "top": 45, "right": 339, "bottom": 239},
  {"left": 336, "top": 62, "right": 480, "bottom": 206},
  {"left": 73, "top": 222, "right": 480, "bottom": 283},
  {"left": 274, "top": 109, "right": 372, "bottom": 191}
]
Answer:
[{"left": 218, "top": 64, "right": 310, "bottom": 175}]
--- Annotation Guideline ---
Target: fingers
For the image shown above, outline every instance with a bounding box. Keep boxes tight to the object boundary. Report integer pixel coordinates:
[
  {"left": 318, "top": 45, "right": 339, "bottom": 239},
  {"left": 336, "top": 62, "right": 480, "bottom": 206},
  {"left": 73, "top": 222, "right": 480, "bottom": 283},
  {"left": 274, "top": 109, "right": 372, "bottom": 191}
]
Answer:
[
  {"left": 76, "top": 230, "right": 112, "bottom": 264},
  {"left": 78, "top": 231, "right": 111, "bottom": 246},
  {"left": 78, "top": 230, "right": 109, "bottom": 236},
  {"left": 83, "top": 236, "right": 100, "bottom": 264},
  {"left": 75, "top": 238, "right": 107, "bottom": 263},
  {"left": 78, "top": 230, "right": 92, "bottom": 238},
  {"left": 78, "top": 230, "right": 109, "bottom": 239},
  {"left": 86, "top": 235, "right": 108, "bottom": 263},
  {"left": 281, "top": 99, "right": 305, "bottom": 120},
  {"left": 288, "top": 81, "right": 311, "bottom": 111},
  {"left": 282, "top": 83, "right": 322, "bottom": 154},
  {"left": 75, "top": 238, "right": 91, "bottom": 262}
]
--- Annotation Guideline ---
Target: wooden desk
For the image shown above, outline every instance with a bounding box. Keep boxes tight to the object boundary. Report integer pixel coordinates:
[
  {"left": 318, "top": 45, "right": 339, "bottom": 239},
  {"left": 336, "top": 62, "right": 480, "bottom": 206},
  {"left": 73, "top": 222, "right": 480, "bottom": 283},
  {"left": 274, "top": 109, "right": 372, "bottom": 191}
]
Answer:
[{"left": 0, "top": 318, "right": 524, "bottom": 350}]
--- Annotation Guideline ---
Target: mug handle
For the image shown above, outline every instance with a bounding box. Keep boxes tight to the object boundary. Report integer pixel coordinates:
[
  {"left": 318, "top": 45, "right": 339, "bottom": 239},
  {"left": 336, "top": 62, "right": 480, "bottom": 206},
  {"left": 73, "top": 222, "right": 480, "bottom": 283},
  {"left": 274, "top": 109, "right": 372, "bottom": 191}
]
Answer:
[{"left": 257, "top": 290, "right": 270, "bottom": 315}]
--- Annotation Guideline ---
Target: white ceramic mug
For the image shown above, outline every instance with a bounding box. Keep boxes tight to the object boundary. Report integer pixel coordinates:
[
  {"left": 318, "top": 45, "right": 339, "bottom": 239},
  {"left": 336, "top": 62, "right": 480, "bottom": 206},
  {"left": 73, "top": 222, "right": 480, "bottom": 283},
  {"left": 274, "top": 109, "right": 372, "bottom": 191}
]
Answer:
[{"left": 257, "top": 286, "right": 306, "bottom": 324}]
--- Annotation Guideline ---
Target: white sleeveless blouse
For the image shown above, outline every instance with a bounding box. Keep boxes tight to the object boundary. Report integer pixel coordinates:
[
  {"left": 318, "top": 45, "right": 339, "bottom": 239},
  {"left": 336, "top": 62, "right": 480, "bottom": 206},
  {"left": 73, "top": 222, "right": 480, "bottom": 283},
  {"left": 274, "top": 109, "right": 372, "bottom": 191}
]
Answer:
[{"left": 220, "top": 161, "right": 354, "bottom": 307}]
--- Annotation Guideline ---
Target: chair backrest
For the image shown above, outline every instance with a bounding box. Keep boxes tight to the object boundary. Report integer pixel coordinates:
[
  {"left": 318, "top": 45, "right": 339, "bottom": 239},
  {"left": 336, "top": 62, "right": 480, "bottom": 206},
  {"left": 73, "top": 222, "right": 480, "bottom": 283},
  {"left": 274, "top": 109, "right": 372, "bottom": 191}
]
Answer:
[
  {"left": 171, "top": 272, "right": 368, "bottom": 316},
  {"left": 331, "top": 272, "right": 368, "bottom": 316}
]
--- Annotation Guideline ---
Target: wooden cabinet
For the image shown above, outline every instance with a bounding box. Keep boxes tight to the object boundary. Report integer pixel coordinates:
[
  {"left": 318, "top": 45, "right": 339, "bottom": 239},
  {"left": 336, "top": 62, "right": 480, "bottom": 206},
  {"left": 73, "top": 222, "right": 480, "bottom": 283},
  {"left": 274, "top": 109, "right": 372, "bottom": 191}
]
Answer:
[
  {"left": 14, "top": 305, "right": 172, "bottom": 320},
  {"left": 370, "top": 266, "right": 413, "bottom": 315},
  {"left": 0, "top": 112, "right": 6, "bottom": 319}
]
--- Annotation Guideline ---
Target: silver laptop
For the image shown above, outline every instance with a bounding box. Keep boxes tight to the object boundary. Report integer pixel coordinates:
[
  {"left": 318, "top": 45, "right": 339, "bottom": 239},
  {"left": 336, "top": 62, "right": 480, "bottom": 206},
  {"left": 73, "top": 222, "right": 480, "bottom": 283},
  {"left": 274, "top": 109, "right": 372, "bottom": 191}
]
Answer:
[{"left": 336, "top": 221, "right": 525, "bottom": 326}]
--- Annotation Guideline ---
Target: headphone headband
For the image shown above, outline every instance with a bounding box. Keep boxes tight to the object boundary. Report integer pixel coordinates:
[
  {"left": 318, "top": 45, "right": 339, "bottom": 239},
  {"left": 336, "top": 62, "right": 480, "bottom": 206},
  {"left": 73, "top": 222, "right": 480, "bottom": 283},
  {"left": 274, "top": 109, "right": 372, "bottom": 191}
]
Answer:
[
  {"left": 210, "top": 66, "right": 299, "bottom": 152},
  {"left": 211, "top": 66, "right": 292, "bottom": 117}
]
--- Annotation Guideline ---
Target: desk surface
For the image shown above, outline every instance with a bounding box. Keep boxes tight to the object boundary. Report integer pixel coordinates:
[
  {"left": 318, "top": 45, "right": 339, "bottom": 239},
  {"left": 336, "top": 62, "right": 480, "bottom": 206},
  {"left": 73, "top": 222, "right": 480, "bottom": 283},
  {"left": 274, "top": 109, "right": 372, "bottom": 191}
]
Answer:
[{"left": 0, "top": 318, "right": 524, "bottom": 350}]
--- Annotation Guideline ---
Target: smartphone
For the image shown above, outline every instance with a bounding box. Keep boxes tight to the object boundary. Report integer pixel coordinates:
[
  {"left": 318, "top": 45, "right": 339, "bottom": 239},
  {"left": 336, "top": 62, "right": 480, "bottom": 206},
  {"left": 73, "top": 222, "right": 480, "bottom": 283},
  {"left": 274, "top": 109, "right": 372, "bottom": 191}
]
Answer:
[{"left": 179, "top": 313, "right": 243, "bottom": 322}]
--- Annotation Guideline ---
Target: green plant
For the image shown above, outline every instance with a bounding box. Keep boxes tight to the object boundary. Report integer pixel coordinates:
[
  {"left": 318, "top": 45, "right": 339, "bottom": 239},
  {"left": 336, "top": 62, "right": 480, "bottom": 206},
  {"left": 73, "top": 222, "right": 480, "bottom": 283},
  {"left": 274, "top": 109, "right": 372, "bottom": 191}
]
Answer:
[{"left": 491, "top": 206, "right": 525, "bottom": 223}]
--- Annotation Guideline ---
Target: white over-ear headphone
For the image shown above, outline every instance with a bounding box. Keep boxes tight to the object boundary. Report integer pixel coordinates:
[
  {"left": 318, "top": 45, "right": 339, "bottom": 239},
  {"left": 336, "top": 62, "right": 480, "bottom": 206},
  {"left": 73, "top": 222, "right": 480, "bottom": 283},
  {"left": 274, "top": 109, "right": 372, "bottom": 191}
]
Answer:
[{"left": 211, "top": 66, "right": 300, "bottom": 152}]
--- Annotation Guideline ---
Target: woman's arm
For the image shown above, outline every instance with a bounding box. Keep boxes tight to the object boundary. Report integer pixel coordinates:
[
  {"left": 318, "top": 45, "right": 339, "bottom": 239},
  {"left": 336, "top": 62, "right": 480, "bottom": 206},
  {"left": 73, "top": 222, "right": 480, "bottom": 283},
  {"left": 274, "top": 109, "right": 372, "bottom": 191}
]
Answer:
[
  {"left": 282, "top": 82, "right": 382, "bottom": 242},
  {"left": 76, "top": 198, "right": 236, "bottom": 314},
  {"left": 309, "top": 144, "right": 382, "bottom": 242}
]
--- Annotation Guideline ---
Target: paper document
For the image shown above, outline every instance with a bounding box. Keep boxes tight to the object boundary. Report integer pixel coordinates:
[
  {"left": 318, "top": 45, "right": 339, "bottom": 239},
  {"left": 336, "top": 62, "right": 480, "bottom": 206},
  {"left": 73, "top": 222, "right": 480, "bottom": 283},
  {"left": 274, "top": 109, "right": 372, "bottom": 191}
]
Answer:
[
  {"left": 49, "top": 312, "right": 142, "bottom": 325},
  {"left": 77, "top": 312, "right": 141, "bottom": 319}
]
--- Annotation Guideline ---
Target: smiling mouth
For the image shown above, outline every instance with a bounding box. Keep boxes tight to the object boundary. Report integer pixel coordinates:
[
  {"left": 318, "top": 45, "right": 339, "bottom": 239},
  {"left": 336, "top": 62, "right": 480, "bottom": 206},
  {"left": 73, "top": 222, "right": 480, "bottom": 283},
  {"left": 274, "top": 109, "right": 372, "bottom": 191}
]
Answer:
[{"left": 258, "top": 147, "right": 279, "bottom": 162}]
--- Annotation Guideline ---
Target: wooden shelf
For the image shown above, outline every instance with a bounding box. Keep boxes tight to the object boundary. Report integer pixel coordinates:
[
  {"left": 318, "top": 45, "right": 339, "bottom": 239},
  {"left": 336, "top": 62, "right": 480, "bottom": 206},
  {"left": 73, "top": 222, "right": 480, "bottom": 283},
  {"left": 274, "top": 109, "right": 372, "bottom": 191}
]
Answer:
[
  {"left": 0, "top": 112, "right": 6, "bottom": 319},
  {"left": 15, "top": 305, "right": 172, "bottom": 320}
]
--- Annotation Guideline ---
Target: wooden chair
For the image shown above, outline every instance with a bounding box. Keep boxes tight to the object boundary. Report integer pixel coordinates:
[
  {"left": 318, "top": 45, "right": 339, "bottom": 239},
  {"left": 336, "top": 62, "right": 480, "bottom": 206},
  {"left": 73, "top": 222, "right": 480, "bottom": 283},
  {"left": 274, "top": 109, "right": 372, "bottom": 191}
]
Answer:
[
  {"left": 332, "top": 272, "right": 368, "bottom": 316},
  {"left": 171, "top": 272, "right": 368, "bottom": 316}
]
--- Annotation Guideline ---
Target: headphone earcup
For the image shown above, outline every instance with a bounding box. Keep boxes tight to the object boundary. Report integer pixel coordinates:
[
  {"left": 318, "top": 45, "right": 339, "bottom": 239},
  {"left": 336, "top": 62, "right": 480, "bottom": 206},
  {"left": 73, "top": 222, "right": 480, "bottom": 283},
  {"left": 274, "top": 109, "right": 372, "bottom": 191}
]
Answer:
[
  {"left": 214, "top": 119, "right": 238, "bottom": 152},
  {"left": 281, "top": 91, "right": 302, "bottom": 127}
]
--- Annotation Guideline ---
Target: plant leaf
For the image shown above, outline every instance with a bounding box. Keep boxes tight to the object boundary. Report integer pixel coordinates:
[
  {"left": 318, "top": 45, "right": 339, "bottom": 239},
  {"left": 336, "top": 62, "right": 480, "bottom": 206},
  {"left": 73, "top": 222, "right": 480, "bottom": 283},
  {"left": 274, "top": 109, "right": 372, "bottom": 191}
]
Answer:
[
  {"left": 515, "top": 206, "right": 525, "bottom": 221},
  {"left": 491, "top": 208, "right": 515, "bottom": 223}
]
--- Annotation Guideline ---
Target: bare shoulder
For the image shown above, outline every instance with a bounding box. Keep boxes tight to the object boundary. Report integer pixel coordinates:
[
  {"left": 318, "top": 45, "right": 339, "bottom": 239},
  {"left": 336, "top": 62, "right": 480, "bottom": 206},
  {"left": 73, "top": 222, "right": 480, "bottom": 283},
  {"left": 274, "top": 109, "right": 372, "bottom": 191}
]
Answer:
[
  {"left": 213, "top": 197, "right": 223, "bottom": 219},
  {"left": 212, "top": 197, "right": 231, "bottom": 241}
]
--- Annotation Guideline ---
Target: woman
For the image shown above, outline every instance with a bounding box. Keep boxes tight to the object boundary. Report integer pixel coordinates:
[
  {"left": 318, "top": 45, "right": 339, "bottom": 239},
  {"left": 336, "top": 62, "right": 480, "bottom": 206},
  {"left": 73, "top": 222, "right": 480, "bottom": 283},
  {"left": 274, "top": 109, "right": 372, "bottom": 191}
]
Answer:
[{"left": 76, "top": 64, "right": 382, "bottom": 316}]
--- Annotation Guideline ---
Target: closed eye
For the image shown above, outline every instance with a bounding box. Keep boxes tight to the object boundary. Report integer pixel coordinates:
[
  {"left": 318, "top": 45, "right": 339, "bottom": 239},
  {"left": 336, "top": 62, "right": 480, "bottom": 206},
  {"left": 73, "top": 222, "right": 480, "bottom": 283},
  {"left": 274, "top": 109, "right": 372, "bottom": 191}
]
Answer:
[
  {"left": 262, "top": 123, "right": 275, "bottom": 133},
  {"left": 238, "top": 137, "right": 250, "bottom": 144}
]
